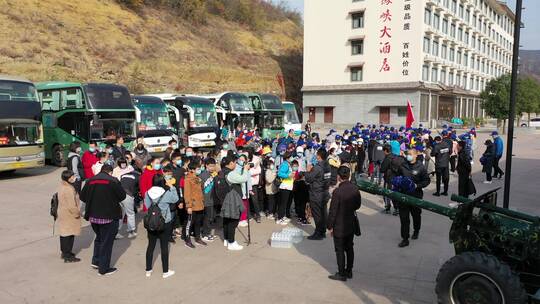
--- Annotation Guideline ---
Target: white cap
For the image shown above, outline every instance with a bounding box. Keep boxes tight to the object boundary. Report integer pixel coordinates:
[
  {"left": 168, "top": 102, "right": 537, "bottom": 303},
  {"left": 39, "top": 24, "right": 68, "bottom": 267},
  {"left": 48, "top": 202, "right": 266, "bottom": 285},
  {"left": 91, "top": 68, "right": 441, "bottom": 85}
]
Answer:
[{"left": 296, "top": 146, "right": 304, "bottom": 154}]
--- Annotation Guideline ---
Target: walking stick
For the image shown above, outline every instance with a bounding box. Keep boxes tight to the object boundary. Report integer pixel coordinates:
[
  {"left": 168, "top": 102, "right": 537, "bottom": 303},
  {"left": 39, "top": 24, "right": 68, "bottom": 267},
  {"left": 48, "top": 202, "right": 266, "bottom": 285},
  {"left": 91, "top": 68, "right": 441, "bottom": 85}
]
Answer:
[{"left": 246, "top": 196, "right": 251, "bottom": 246}]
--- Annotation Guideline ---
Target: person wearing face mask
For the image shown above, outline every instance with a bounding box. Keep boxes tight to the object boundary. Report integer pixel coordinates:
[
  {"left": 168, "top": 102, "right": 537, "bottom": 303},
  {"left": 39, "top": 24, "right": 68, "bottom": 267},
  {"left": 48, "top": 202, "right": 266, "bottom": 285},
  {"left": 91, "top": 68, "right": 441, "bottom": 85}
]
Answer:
[
  {"left": 292, "top": 159, "right": 309, "bottom": 225},
  {"left": 67, "top": 141, "right": 85, "bottom": 194},
  {"left": 80, "top": 164, "right": 126, "bottom": 276},
  {"left": 264, "top": 158, "right": 278, "bottom": 219},
  {"left": 327, "top": 148, "right": 341, "bottom": 191},
  {"left": 134, "top": 143, "right": 151, "bottom": 172},
  {"left": 396, "top": 148, "right": 431, "bottom": 248},
  {"left": 104, "top": 144, "right": 115, "bottom": 166},
  {"left": 92, "top": 152, "right": 108, "bottom": 176},
  {"left": 276, "top": 152, "right": 295, "bottom": 225},
  {"left": 185, "top": 147, "right": 194, "bottom": 159},
  {"left": 169, "top": 152, "right": 185, "bottom": 236},
  {"left": 111, "top": 136, "right": 127, "bottom": 163},
  {"left": 114, "top": 158, "right": 139, "bottom": 239},
  {"left": 184, "top": 161, "right": 207, "bottom": 248},
  {"left": 82, "top": 141, "right": 99, "bottom": 179},
  {"left": 236, "top": 155, "right": 253, "bottom": 227},
  {"left": 56, "top": 170, "right": 82, "bottom": 263},
  {"left": 139, "top": 157, "right": 164, "bottom": 212},
  {"left": 430, "top": 136, "right": 451, "bottom": 196},
  {"left": 305, "top": 149, "right": 331, "bottom": 240}
]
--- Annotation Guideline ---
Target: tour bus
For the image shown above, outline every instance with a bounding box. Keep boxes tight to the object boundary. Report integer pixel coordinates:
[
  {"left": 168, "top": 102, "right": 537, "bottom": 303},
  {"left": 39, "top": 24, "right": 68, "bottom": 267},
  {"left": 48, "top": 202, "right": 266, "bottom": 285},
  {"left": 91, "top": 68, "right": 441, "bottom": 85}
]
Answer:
[
  {"left": 147, "top": 94, "right": 219, "bottom": 148},
  {"left": 198, "top": 92, "right": 255, "bottom": 138},
  {"left": 132, "top": 95, "right": 176, "bottom": 154},
  {"left": 283, "top": 101, "right": 302, "bottom": 135},
  {"left": 37, "top": 82, "right": 137, "bottom": 166},
  {"left": 246, "top": 93, "right": 285, "bottom": 139},
  {"left": 0, "top": 75, "right": 45, "bottom": 172}
]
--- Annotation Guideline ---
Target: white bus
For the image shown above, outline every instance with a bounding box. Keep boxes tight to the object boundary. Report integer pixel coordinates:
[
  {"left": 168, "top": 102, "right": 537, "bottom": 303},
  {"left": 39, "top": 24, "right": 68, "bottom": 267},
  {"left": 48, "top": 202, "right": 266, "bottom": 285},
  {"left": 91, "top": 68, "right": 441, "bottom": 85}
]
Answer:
[{"left": 132, "top": 95, "right": 176, "bottom": 154}]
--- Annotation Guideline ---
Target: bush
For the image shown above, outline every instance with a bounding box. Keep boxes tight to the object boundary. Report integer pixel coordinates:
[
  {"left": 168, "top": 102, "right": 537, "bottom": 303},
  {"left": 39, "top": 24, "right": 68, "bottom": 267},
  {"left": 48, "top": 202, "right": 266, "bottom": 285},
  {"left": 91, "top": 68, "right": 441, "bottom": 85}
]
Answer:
[{"left": 168, "top": 0, "right": 207, "bottom": 24}]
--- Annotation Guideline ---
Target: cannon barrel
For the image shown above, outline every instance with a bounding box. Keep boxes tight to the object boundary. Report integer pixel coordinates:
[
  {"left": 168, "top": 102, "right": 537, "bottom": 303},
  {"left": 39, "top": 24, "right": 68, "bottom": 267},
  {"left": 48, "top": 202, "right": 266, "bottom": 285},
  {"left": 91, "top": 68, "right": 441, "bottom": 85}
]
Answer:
[{"left": 357, "top": 180, "right": 457, "bottom": 218}]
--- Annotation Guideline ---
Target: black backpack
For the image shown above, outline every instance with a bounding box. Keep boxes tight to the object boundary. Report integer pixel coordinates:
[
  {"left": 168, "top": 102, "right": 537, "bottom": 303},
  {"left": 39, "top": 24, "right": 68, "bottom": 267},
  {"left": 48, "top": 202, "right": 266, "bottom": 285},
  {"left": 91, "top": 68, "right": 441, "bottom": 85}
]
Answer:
[
  {"left": 212, "top": 171, "right": 231, "bottom": 206},
  {"left": 50, "top": 193, "right": 59, "bottom": 220},
  {"left": 143, "top": 195, "right": 165, "bottom": 232}
]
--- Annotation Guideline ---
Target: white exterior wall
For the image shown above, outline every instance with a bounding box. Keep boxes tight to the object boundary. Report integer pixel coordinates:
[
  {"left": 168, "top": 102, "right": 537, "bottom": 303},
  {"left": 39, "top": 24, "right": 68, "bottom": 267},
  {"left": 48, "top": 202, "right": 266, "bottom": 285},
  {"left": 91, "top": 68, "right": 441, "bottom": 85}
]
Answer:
[
  {"left": 304, "top": 0, "right": 424, "bottom": 86},
  {"left": 304, "top": 0, "right": 514, "bottom": 89}
]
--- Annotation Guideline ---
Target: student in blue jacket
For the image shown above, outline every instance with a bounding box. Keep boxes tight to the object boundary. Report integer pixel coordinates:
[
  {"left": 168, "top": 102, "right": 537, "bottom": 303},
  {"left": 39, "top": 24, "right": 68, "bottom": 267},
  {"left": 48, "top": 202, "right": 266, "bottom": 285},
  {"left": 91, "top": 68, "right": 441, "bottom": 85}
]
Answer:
[{"left": 491, "top": 131, "right": 504, "bottom": 179}]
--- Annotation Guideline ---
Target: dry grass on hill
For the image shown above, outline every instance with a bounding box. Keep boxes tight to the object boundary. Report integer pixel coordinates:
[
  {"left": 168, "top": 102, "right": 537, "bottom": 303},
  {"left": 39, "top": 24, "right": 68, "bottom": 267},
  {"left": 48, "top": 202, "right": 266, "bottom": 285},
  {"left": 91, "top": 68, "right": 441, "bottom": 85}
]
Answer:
[{"left": 0, "top": 0, "right": 303, "bottom": 99}]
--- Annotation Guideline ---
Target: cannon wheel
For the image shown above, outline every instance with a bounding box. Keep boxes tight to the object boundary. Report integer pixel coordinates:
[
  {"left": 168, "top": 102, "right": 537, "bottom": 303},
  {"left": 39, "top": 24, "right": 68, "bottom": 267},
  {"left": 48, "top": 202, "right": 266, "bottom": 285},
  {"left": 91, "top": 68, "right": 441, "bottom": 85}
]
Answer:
[{"left": 436, "top": 252, "right": 527, "bottom": 304}]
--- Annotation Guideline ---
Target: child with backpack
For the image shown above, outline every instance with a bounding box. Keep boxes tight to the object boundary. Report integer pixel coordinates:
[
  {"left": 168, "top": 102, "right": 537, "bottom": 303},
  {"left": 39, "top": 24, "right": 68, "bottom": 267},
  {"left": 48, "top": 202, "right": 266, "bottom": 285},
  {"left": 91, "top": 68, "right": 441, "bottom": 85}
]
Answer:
[
  {"left": 183, "top": 160, "right": 207, "bottom": 248},
  {"left": 144, "top": 174, "right": 179, "bottom": 279}
]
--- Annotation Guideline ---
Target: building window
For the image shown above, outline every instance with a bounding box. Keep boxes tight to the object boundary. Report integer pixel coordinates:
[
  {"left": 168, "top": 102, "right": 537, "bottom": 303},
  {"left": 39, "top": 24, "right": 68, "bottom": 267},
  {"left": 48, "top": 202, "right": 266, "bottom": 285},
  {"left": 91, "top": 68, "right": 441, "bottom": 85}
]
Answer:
[
  {"left": 449, "top": 48, "right": 455, "bottom": 62},
  {"left": 422, "top": 64, "right": 429, "bottom": 81},
  {"left": 441, "top": 70, "right": 447, "bottom": 84},
  {"left": 432, "top": 41, "right": 439, "bottom": 56},
  {"left": 397, "top": 107, "right": 407, "bottom": 117},
  {"left": 423, "top": 37, "right": 431, "bottom": 53},
  {"left": 450, "top": 23, "right": 456, "bottom": 38},
  {"left": 431, "top": 68, "right": 438, "bottom": 82},
  {"left": 449, "top": 72, "right": 454, "bottom": 85},
  {"left": 441, "top": 44, "right": 447, "bottom": 59},
  {"left": 424, "top": 8, "right": 432, "bottom": 25},
  {"left": 352, "top": 12, "right": 364, "bottom": 29},
  {"left": 351, "top": 39, "right": 364, "bottom": 55},
  {"left": 442, "top": 18, "right": 449, "bottom": 33},
  {"left": 433, "top": 13, "right": 440, "bottom": 30},
  {"left": 351, "top": 67, "right": 363, "bottom": 82}
]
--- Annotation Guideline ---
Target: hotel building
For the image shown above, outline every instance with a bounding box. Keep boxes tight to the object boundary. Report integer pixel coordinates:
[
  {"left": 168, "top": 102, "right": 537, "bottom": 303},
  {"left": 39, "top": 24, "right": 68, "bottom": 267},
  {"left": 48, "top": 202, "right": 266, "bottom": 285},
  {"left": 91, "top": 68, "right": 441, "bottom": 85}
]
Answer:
[{"left": 302, "top": 0, "right": 515, "bottom": 126}]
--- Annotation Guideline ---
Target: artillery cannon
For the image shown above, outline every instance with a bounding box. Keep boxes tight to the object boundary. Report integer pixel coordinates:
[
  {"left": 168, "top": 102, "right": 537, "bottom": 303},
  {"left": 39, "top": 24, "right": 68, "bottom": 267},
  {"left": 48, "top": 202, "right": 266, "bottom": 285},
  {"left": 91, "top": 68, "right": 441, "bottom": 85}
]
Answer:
[{"left": 357, "top": 180, "right": 540, "bottom": 304}]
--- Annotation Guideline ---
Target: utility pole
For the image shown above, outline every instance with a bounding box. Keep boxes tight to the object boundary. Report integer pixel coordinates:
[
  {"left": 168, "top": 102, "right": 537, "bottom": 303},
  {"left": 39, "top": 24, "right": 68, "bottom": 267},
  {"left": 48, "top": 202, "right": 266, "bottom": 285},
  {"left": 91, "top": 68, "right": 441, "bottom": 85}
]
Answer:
[{"left": 503, "top": 0, "right": 523, "bottom": 209}]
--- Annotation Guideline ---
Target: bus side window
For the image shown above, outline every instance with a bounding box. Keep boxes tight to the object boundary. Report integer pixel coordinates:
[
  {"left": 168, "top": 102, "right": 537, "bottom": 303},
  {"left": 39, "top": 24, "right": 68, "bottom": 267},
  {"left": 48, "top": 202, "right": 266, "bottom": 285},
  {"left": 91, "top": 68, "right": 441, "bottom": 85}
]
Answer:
[
  {"left": 61, "top": 88, "right": 83, "bottom": 109},
  {"left": 40, "top": 90, "right": 60, "bottom": 111}
]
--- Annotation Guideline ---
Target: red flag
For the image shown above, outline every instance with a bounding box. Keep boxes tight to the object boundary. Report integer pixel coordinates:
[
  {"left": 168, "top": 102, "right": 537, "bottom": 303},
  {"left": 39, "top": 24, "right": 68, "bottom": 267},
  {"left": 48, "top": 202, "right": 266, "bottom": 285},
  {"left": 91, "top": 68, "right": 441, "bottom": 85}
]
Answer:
[{"left": 406, "top": 100, "right": 415, "bottom": 128}]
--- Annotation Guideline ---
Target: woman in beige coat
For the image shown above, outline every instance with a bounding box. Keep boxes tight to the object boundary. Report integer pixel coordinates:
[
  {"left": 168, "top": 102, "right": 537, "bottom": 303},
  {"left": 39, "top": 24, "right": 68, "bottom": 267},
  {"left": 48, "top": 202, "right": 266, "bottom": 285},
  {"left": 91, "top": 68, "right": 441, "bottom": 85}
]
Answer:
[{"left": 57, "top": 170, "right": 82, "bottom": 263}]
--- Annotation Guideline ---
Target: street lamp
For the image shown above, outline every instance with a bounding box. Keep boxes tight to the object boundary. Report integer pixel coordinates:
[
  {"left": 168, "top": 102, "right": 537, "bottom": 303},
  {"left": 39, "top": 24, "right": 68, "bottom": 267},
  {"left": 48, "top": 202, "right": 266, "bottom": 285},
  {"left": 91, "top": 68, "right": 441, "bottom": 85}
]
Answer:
[{"left": 503, "top": 0, "right": 524, "bottom": 209}]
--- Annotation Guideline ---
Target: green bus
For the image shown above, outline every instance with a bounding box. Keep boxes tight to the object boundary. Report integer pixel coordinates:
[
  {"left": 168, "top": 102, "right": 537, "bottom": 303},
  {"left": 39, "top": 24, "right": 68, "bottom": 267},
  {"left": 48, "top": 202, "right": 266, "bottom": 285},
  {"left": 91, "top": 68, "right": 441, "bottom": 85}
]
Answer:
[
  {"left": 247, "top": 93, "right": 285, "bottom": 139},
  {"left": 37, "top": 82, "right": 137, "bottom": 166},
  {"left": 0, "top": 75, "right": 45, "bottom": 172}
]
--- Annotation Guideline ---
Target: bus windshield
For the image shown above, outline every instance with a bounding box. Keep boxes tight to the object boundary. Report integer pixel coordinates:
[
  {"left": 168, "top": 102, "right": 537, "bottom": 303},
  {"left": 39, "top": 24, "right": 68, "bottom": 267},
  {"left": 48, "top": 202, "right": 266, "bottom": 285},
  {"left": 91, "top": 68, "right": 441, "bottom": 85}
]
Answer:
[
  {"left": 263, "top": 115, "right": 284, "bottom": 129},
  {"left": 0, "top": 81, "right": 39, "bottom": 102},
  {"left": 283, "top": 103, "right": 300, "bottom": 124},
  {"left": 84, "top": 84, "right": 133, "bottom": 110},
  {"left": 261, "top": 95, "right": 283, "bottom": 110},
  {"left": 229, "top": 94, "right": 253, "bottom": 112},
  {"left": 136, "top": 103, "right": 171, "bottom": 131},
  {"left": 90, "top": 119, "right": 136, "bottom": 141},
  {"left": 0, "top": 123, "right": 41, "bottom": 146},
  {"left": 192, "top": 103, "right": 218, "bottom": 128}
]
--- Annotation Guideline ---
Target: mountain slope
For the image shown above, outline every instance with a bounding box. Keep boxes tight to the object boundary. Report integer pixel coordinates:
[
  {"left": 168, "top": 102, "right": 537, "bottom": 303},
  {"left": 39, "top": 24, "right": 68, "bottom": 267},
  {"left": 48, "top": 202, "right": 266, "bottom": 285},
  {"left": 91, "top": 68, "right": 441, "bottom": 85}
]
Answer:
[
  {"left": 520, "top": 50, "right": 540, "bottom": 82},
  {"left": 0, "top": 0, "right": 303, "bottom": 100}
]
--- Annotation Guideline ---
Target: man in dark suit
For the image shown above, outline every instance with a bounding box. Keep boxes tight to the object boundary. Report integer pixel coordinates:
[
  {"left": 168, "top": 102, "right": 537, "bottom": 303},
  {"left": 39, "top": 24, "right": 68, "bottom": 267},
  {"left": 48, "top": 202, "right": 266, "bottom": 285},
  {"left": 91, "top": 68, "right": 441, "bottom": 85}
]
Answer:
[{"left": 327, "top": 166, "right": 361, "bottom": 281}]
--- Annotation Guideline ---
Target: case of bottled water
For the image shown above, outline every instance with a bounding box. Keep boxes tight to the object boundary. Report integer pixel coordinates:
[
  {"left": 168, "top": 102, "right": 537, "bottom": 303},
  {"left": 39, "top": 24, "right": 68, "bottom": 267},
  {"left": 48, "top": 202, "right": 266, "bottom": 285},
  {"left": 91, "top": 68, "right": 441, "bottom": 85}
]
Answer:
[{"left": 270, "top": 228, "right": 304, "bottom": 248}]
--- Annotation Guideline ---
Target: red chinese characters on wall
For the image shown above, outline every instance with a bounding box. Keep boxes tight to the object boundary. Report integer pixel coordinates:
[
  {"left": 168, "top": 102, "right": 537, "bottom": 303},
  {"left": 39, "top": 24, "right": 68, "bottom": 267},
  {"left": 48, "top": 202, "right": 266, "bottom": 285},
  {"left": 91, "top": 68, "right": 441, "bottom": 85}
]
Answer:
[{"left": 378, "top": 1, "right": 392, "bottom": 72}]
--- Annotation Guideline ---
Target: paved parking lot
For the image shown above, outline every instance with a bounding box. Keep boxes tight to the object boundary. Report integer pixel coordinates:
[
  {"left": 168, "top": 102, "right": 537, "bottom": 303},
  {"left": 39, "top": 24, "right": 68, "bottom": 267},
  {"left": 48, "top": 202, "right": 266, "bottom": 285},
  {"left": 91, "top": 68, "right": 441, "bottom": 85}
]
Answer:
[{"left": 0, "top": 129, "right": 538, "bottom": 304}]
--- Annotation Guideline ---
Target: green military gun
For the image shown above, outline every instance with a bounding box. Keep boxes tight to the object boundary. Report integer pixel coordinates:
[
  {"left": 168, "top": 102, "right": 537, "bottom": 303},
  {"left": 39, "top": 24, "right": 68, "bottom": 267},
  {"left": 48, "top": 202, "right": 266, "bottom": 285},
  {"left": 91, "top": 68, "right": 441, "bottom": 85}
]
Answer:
[{"left": 357, "top": 179, "right": 540, "bottom": 304}]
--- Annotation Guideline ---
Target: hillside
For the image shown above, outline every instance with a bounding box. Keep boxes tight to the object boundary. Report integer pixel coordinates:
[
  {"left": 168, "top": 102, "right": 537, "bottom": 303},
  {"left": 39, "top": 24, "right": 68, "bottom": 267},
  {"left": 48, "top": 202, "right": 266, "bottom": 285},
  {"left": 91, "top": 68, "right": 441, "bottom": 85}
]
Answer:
[
  {"left": 0, "top": 0, "right": 303, "bottom": 101},
  {"left": 520, "top": 50, "right": 540, "bottom": 82}
]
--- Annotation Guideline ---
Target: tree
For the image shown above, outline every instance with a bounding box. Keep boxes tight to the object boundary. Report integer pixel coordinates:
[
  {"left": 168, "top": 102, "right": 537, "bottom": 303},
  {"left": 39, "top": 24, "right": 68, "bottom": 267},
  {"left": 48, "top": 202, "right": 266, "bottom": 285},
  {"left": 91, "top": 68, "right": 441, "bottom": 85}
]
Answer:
[
  {"left": 480, "top": 74, "right": 511, "bottom": 131},
  {"left": 516, "top": 77, "right": 540, "bottom": 126}
]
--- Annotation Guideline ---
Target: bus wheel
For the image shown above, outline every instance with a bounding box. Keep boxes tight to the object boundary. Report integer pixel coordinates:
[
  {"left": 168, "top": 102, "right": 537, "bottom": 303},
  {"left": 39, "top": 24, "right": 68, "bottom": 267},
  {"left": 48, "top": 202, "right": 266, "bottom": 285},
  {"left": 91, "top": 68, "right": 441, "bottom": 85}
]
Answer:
[{"left": 52, "top": 145, "right": 66, "bottom": 167}]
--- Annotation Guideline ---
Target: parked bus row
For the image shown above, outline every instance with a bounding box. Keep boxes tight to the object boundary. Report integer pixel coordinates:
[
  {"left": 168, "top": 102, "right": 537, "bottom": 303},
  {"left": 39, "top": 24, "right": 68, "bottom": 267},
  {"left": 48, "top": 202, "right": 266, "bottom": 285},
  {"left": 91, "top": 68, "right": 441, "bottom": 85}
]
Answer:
[{"left": 0, "top": 75, "right": 302, "bottom": 171}]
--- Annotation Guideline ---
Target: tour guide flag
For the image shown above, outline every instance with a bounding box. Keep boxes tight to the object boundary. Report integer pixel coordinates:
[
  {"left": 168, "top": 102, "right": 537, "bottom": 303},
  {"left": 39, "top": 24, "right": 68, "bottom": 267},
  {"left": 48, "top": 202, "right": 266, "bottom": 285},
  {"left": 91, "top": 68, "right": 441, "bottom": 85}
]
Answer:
[{"left": 406, "top": 100, "right": 415, "bottom": 128}]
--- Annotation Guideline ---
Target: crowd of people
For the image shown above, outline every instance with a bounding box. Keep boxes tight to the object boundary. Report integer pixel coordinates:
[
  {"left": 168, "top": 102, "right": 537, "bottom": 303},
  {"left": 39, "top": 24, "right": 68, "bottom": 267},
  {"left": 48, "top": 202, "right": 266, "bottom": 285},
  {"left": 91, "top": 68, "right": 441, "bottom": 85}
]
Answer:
[{"left": 53, "top": 122, "right": 504, "bottom": 280}]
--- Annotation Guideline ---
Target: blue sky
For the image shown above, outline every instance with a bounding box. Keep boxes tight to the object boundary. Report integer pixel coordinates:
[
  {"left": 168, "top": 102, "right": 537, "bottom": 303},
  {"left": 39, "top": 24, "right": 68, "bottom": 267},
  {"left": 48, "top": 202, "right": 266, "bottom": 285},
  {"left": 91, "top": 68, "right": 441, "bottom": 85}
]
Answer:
[{"left": 281, "top": 0, "right": 539, "bottom": 50}]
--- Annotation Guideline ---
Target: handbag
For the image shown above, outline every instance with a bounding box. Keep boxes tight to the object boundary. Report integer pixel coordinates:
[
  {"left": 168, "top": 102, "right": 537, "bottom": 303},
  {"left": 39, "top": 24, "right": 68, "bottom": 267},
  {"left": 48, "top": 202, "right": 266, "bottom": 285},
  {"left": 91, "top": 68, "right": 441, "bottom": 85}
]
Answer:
[{"left": 353, "top": 211, "right": 361, "bottom": 236}]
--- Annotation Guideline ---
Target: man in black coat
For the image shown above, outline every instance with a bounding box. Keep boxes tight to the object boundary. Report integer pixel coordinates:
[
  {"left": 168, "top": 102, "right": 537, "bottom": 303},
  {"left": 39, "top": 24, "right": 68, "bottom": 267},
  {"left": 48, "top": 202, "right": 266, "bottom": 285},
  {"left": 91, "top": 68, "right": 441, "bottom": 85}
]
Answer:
[
  {"left": 326, "top": 166, "right": 361, "bottom": 281},
  {"left": 305, "top": 149, "right": 331, "bottom": 240},
  {"left": 80, "top": 164, "right": 126, "bottom": 276},
  {"left": 398, "top": 148, "right": 431, "bottom": 248},
  {"left": 430, "top": 136, "right": 451, "bottom": 196}
]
